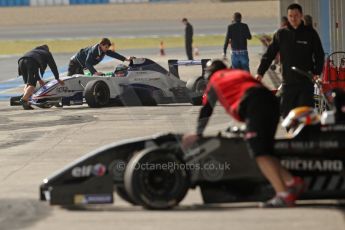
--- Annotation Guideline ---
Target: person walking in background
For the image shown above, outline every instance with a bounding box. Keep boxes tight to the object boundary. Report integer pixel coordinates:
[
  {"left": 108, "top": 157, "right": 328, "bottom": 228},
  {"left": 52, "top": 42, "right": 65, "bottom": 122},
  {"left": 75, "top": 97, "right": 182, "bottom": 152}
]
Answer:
[
  {"left": 182, "top": 18, "right": 194, "bottom": 60},
  {"left": 304, "top": 14, "right": 313, "bottom": 28},
  {"left": 18, "top": 45, "right": 64, "bottom": 110},
  {"left": 223, "top": 12, "right": 252, "bottom": 72},
  {"left": 281, "top": 16, "right": 288, "bottom": 28},
  {"left": 256, "top": 4, "right": 324, "bottom": 118}
]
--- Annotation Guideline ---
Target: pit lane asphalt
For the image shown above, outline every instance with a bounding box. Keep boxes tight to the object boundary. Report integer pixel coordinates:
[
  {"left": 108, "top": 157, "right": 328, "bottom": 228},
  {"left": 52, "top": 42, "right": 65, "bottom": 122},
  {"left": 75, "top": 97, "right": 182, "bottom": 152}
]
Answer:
[{"left": 0, "top": 50, "right": 344, "bottom": 230}]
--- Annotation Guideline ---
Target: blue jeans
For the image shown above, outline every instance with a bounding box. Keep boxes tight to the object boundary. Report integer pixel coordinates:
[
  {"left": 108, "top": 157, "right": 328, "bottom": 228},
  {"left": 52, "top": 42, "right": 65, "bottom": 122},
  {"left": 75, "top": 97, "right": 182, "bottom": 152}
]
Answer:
[{"left": 231, "top": 50, "right": 250, "bottom": 72}]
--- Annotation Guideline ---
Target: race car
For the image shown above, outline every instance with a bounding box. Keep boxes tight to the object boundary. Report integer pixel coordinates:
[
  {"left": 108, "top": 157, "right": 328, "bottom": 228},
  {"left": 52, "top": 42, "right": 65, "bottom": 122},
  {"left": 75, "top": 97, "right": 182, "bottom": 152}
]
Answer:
[
  {"left": 10, "top": 58, "right": 209, "bottom": 108},
  {"left": 39, "top": 88, "right": 345, "bottom": 209}
]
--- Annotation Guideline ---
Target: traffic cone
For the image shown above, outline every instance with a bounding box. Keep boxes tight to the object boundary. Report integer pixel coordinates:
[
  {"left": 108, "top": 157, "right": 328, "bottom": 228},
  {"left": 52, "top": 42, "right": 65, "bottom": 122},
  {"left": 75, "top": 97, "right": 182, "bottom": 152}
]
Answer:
[
  {"left": 159, "top": 41, "right": 165, "bottom": 56},
  {"left": 194, "top": 46, "right": 199, "bottom": 57}
]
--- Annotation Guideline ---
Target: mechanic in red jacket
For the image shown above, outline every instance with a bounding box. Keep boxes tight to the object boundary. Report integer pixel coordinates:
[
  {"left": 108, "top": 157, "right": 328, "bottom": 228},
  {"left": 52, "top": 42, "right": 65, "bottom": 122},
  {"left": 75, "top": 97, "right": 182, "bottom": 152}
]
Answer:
[{"left": 182, "top": 59, "right": 304, "bottom": 207}]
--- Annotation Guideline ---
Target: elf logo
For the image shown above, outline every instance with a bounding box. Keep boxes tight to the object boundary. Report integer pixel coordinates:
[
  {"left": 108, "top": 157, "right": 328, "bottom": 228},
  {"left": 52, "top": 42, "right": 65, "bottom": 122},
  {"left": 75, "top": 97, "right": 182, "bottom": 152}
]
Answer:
[{"left": 71, "top": 163, "right": 106, "bottom": 177}]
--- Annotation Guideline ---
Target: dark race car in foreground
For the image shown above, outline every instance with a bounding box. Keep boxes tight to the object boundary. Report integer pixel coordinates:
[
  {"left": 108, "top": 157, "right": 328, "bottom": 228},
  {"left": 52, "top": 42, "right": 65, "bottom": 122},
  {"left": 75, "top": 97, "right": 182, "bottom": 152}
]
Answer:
[{"left": 40, "top": 89, "right": 345, "bottom": 209}]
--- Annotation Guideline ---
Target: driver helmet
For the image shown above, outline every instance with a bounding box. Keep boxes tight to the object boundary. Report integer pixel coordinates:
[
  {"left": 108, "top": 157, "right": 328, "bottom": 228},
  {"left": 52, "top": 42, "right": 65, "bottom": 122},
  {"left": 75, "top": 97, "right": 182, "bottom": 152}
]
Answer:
[
  {"left": 114, "top": 64, "right": 128, "bottom": 77},
  {"left": 204, "top": 59, "right": 228, "bottom": 80},
  {"left": 282, "top": 106, "right": 320, "bottom": 131}
]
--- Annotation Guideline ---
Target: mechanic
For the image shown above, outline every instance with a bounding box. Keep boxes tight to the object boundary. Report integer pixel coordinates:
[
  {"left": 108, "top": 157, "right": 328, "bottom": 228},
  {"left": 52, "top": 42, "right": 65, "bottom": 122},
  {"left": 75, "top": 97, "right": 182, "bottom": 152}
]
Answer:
[
  {"left": 223, "top": 12, "right": 252, "bottom": 71},
  {"left": 182, "top": 18, "right": 194, "bottom": 60},
  {"left": 256, "top": 3, "right": 325, "bottom": 118},
  {"left": 18, "top": 45, "right": 64, "bottom": 110},
  {"left": 183, "top": 59, "right": 304, "bottom": 208},
  {"left": 67, "top": 38, "right": 132, "bottom": 76}
]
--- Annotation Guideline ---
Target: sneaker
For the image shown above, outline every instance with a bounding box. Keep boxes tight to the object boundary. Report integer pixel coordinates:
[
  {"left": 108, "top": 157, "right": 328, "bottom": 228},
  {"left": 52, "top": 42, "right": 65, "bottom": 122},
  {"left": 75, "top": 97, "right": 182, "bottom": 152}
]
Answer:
[
  {"left": 20, "top": 98, "right": 34, "bottom": 110},
  {"left": 259, "top": 194, "right": 296, "bottom": 208},
  {"left": 287, "top": 177, "right": 305, "bottom": 198}
]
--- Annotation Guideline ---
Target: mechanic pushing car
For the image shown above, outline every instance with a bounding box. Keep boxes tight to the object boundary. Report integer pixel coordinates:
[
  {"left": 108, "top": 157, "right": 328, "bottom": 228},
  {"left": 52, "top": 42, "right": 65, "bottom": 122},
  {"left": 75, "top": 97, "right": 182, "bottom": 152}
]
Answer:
[
  {"left": 67, "top": 38, "right": 133, "bottom": 76},
  {"left": 18, "top": 44, "right": 64, "bottom": 110},
  {"left": 183, "top": 59, "right": 304, "bottom": 208}
]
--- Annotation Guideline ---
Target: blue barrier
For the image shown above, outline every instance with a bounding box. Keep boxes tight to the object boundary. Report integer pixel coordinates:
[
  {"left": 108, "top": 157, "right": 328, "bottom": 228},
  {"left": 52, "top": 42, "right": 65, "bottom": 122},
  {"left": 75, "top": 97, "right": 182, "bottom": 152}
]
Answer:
[
  {"left": 0, "top": 0, "right": 180, "bottom": 7},
  {"left": 149, "top": 0, "right": 178, "bottom": 1},
  {"left": 70, "top": 0, "right": 109, "bottom": 4},
  {"left": 0, "top": 0, "right": 29, "bottom": 6}
]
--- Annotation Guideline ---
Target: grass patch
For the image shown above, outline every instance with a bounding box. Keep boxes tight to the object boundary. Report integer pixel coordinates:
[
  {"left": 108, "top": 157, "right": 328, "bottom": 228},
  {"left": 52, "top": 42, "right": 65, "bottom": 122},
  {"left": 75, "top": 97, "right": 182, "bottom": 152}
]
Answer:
[{"left": 0, "top": 35, "right": 263, "bottom": 55}]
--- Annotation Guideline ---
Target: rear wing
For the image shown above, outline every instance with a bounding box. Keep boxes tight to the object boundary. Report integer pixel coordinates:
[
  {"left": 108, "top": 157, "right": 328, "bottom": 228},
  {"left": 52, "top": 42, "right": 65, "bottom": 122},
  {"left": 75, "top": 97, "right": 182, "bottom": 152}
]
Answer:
[{"left": 168, "top": 59, "right": 210, "bottom": 79}]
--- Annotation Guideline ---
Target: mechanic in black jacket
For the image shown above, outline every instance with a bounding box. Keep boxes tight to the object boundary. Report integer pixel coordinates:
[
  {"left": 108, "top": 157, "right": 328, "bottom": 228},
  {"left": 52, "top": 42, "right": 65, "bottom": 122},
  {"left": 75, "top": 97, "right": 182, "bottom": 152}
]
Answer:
[
  {"left": 256, "top": 3, "right": 325, "bottom": 118},
  {"left": 182, "top": 18, "right": 194, "bottom": 60},
  {"left": 18, "top": 45, "right": 64, "bottom": 110},
  {"left": 67, "top": 38, "right": 132, "bottom": 76}
]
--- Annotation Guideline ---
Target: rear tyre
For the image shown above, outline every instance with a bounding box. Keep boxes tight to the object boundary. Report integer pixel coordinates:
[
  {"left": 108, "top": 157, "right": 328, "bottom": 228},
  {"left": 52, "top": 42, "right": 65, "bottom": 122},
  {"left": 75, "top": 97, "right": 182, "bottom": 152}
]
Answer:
[
  {"left": 186, "top": 76, "right": 206, "bottom": 106},
  {"left": 10, "top": 95, "right": 23, "bottom": 106},
  {"left": 193, "top": 78, "right": 207, "bottom": 94},
  {"left": 124, "top": 148, "right": 189, "bottom": 210},
  {"left": 84, "top": 80, "right": 110, "bottom": 108},
  {"left": 190, "top": 96, "right": 203, "bottom": 106}
]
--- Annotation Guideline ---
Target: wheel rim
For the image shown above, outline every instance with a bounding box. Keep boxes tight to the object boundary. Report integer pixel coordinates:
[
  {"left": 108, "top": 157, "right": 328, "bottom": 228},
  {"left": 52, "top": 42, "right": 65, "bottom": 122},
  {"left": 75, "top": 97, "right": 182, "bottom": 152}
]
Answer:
[
  {"left": 94, "top": 83, "right": 109, "bottom": 105},
  {"left": 138, "top": 157, "right": 187, "bottom": 203}
]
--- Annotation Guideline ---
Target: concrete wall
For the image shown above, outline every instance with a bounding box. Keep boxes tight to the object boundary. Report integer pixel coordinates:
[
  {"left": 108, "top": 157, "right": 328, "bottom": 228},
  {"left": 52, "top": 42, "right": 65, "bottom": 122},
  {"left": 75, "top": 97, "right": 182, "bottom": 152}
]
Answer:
[{"left": 329, "top": 0, "right": 345, "bottom": 52}]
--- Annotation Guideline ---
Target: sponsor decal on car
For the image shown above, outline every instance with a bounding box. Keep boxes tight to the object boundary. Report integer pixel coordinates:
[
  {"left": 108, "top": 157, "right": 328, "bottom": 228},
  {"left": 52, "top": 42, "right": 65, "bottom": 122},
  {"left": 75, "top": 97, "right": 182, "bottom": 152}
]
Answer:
[
  {"left": 57, "top": 86, "right": 69, "bottom": 92},
  {"left": 281, "top": 159, "right": 343, "bottom": 172},
  {"left": 71, "top": 163, "right": 106, "bottom": 178},
  {"left": 275, "top": 141, "right": 339, "bottom": 150},
  {"left": 321, "top": 124, "right": 345, "bottom": 132},
  {"left": 74, "top": 194, "right": 113, "bottom": 204}
]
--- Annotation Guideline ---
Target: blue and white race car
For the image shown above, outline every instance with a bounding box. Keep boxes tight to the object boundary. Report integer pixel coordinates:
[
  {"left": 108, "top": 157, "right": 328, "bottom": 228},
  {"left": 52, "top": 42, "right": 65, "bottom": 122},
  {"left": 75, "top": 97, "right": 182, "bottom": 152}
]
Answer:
[{"left": 10, "top": 58, "right": 209, "bottom": 108}]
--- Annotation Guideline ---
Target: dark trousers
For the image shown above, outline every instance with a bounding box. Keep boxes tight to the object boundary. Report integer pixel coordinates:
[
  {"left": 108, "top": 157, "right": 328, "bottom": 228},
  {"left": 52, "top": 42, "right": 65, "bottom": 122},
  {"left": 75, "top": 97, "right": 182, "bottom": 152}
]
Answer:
[
  {"left": 18, "top": 58, "right": 40, "bottom": 86},
  {"left": 281, "top": 83, "right": 314, "bottom": 118},
  {"left": 185, "top": 42, "right": 193, "bottom": 60},
  {"left": 239, "top": 86, "right": 280, "bottom": 157},
  {"left": 67, "top": 59, "right": 84, "bottom": 76}
]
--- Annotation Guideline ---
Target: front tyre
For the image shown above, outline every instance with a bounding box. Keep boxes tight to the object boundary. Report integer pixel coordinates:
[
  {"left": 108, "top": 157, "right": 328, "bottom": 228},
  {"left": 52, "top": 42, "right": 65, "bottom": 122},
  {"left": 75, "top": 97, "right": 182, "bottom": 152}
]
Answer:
[
  {"left": 115, "top": 186, "right": 138, "bottom": 205},
  {"left": 84, "top": 80, "right": 110, "bottom": 108},
  {"left": 124, "top": 148, "right": 189, "bottom": 210}
]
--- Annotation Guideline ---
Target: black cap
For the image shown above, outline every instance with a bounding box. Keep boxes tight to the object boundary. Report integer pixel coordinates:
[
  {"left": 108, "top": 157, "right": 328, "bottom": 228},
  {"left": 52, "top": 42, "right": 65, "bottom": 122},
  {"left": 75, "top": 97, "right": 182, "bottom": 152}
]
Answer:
[{"left": 204, "top": 59, "right": 228, "bottom": 80}]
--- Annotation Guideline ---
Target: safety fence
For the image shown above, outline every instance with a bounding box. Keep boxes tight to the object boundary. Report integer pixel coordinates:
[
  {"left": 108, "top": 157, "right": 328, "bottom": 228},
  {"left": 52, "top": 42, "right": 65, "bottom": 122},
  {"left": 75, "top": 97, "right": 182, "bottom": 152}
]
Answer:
[{"left": 0, "top": 0, "right": 182, "bottom": 7}]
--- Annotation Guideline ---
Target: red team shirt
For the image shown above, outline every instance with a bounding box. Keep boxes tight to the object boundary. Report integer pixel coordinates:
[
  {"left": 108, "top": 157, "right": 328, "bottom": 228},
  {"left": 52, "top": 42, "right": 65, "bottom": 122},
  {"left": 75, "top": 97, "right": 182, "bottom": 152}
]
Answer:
[{"left": 202, "top": 69, "right": 261, "bottom": 121}]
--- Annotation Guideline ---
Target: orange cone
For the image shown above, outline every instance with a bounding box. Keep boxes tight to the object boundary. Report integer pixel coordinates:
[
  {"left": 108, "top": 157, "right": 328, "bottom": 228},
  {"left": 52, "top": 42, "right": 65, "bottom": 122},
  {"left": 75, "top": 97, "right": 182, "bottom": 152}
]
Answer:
[
  {"left": 194, "top": 46, "right": 199, "bottom": 57},
  {"left": 159, "top": 41, "right": 165, "bottom": 56}
]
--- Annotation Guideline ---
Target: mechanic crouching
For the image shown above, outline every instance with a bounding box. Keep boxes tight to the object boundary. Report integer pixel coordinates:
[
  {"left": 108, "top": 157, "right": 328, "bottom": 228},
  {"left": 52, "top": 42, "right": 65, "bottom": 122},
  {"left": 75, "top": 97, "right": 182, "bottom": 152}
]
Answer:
[
  {"left": 67, "top": 38, "right": 133, "bottom": 76},
  {"left": 182, "top": 59, "right": 304, "bottom": 208},
  {"left": 18, "top": 45, "right": 64, "bottom": 110}
]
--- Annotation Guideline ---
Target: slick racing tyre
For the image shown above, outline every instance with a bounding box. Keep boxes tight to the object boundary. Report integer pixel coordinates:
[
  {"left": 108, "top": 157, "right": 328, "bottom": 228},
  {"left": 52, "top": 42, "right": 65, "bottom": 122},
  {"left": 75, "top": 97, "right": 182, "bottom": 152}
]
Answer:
[
  {"left": 10, "top": 95, "right": 23, "bottom": 106},
  {"left": 193, "top": 78, "right": 207, "bottom": 94},
  {"left": 115, "top": 186, "right": 138, "bottom": 205},
  {"left": 190, "top": 96, "right": 203, "bottom": 106},
  {"left": 186, "top": 76, "right": 206, "bottom": 106},
  {"left": 84, "top": 80, "right": 110, "bottom": 108},
  {"left": 124, "top": 147, "right": 189, "bottom": 210},
  {"left": 186, "top": 76, "right": 207, "bottom": 94}
]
